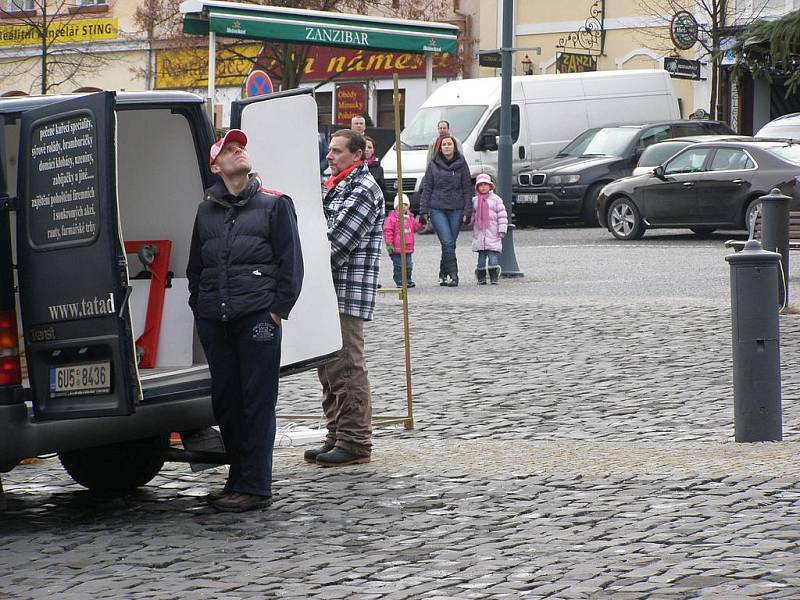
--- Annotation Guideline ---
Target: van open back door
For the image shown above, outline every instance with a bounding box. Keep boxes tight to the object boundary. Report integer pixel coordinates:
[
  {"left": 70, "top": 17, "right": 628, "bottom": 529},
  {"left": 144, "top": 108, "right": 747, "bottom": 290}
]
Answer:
[
  {"left": 15, "top": 92, "right": 140, "bottom": 420},
  {"left": 231, "top": 89, "right": 342, "bottom": 371}
]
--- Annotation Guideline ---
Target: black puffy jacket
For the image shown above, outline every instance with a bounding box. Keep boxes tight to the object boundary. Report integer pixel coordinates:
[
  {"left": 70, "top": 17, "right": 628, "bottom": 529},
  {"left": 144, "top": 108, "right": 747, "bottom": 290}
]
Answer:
[
  {"left": 187, "top": 175, "right": 304, "bottom": 322},
  {"left": 419, "top": 153, "right": 473, "bottom": 215}
]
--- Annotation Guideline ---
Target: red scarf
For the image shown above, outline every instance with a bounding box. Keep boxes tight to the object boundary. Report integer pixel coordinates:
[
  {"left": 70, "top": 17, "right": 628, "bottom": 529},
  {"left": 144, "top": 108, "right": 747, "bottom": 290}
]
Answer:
[{"left": 324, "top": 161, "right": 363, "bottom": 190}]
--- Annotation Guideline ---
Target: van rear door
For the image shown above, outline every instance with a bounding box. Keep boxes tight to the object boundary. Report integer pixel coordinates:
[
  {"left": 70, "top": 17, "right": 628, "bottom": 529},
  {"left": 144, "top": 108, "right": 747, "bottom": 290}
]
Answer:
[
  {"left": 231, "top": 89, "right": 342, "bottom": 372},
  {"left": 15, "top": 92, "right": 140, "bottom": 420}
]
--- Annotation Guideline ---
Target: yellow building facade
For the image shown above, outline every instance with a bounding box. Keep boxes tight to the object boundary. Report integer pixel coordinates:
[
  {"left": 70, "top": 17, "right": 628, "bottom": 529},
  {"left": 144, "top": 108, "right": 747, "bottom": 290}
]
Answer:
[{"left": 478, "top": 0, "right": 723, "bottom": 121}]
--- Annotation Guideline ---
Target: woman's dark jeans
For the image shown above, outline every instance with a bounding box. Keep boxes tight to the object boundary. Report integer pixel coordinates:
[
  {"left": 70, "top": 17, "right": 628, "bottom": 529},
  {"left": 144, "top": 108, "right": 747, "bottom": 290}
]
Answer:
[{"left": 430, "top": 209, "right": 464, "bottom": 253}]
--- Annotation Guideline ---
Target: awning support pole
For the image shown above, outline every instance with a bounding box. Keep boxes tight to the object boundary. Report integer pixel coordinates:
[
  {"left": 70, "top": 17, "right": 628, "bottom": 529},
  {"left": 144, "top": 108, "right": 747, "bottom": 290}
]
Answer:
[
  {"left": 425, "top": 52, "right": 433, "bottom": 98},
  {"left": 207, "top": 31, "right": 216, "bottom": 125}
]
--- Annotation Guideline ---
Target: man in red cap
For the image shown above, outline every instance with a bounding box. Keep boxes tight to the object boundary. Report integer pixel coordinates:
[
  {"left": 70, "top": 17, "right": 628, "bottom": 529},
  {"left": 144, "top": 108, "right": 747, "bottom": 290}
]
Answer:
[{"left": 187, "top": 129, "right": 304, "bottom": 512}]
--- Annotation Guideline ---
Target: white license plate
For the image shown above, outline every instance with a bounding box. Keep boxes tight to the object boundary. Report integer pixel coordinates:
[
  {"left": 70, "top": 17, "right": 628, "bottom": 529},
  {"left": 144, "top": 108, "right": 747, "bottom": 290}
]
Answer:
[
  {"left": 49, "top": 361, "right": 111, "bottom": 397},
  {"left": 516, "top": 193, "right": 539, "bottom": 204}
]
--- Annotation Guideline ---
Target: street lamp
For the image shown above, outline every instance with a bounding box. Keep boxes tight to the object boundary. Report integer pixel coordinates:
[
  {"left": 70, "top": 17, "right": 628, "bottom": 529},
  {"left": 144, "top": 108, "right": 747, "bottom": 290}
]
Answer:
[{"left": 521, "top": 54, "right": 533, "bottom": 75}]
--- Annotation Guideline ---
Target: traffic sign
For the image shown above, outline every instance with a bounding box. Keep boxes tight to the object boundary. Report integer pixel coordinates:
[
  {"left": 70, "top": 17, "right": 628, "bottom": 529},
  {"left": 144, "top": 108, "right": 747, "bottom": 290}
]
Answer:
[{"left": 244, "top": 69, "right": 273, "bottom": 98}]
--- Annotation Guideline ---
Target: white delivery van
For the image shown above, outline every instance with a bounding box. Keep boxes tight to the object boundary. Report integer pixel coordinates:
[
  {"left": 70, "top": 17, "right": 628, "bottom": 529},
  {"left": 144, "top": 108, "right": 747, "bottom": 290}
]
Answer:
[
  {"left": 0, "top": 89, "right": 340, "bottom": 494},
  {"left": 381, "top": 69, "right": 680, "bottom": 209}
]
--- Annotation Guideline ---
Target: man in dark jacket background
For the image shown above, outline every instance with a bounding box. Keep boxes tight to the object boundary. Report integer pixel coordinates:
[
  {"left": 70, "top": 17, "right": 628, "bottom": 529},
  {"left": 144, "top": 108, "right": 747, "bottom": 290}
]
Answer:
[{"left": 187, "top": 129, "right": 304, "bottom": 512}]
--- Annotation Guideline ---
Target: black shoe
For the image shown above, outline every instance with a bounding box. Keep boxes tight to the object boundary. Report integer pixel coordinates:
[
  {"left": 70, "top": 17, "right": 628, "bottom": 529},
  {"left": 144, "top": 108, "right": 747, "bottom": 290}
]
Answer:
[
  {"left": 407, "top": 280, "right": 416, "bottom": 288},
  {"left": 213, "top": 492, "right": 272, "bottom": 513},
  {"left": 304, "top": 441, "right": 335, "bottom": 463},
  {"left": 447, "top": 277, "right": 459, "bottom": 287},
  {"left": 316, "top": 447, "right": 371, "bottom": 467}
]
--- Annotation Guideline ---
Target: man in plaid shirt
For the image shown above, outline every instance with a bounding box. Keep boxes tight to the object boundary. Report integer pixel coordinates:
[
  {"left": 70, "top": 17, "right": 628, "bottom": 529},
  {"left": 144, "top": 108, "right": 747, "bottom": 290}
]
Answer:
[{"left": 305, "top": 129, "right": 384, "bottom": 467}]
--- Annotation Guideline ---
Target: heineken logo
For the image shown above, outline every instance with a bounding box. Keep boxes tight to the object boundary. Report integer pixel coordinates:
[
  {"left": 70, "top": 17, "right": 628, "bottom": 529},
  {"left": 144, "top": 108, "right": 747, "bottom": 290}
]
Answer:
[
  {"left": 226, "top": 19, "right": 247, "bottom": 35},
  {"left": 422, "top": 37, "right": 442, "bottom": 52},
  {"left": 670, "top": 11, "right": 698, "bottom": 50}
]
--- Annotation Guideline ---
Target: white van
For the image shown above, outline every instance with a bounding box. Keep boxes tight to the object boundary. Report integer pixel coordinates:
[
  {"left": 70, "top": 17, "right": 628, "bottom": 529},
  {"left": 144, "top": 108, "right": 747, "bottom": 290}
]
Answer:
[
  {"left": 0, "top": 89, "right": 340, "bottom": 494},
  {"left": 381, "top": 69, "right": 680, "bottom": 207}
]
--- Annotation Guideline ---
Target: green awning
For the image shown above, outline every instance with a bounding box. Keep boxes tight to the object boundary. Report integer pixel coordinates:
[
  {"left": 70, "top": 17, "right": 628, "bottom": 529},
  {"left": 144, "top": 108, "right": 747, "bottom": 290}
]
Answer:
[{"left": 180, "top": 0, "right": 458, "bottom": 54}]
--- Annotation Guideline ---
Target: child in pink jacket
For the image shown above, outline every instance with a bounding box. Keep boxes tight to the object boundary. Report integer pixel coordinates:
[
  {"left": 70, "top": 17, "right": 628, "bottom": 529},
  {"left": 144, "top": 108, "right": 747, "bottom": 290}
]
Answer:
[
  {"left": 471, "top": 173, "right": 508, "bottom": 285},
  {"left": 384, "top": 194, "right": 423, "bottom": 287}
]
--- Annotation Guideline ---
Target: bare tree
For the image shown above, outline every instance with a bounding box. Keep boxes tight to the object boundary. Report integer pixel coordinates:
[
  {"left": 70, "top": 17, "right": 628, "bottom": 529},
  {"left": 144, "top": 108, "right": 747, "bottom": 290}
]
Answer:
[
  {"left": 0, "top": 0, "right": 111, "bottom": 94},
  {"left": 633, "top": 0, "right": 768, "bottom": 119}
]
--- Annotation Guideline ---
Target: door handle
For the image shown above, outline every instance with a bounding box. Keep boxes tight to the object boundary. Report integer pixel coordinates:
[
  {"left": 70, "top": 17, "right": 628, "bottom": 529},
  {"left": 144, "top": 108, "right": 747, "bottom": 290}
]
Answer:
[
  {"left": 732, "top": 179, "right": 744, "bottom": 184},
  {"left": 683, "top": 182, "right": 694, "bottom": 188}
]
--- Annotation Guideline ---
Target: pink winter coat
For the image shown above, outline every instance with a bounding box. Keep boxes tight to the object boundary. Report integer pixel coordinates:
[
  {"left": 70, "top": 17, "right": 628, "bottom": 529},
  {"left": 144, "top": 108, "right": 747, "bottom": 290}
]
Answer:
[
  {"left": 384, "top": 209, "right": 422, "bottom": 254},
  {"left": 471, "top": 192, "right": 508, "bottom": 252}
]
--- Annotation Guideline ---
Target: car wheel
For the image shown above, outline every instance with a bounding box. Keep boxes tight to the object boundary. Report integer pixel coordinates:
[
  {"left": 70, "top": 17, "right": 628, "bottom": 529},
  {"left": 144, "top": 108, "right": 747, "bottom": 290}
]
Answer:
[
  {"left": 608, "top": 196, "right": 645, "bottom": 240},
  {"left": 581, "top": 183, "right": 604, "bottom": 227},
  {"left": 744, "top": 198, "right": 761, "bottom": 234},
  {"left": 58, "top": 434, "right": 169, "bottom": 494},
  {"left": 690, "top": 227, "right": 716, "bottom": 236}
]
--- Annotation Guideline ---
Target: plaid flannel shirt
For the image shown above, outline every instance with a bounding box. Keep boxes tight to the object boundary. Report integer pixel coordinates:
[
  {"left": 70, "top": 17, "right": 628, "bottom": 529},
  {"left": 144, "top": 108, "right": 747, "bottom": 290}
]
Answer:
[{"left": 323, "top": 162, "right": 384, "bottom": 321}]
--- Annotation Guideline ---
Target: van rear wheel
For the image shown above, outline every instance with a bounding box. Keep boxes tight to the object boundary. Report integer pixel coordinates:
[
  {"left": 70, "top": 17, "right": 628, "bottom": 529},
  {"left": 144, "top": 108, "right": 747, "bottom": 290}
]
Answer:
[{"left": 58, "top": 434, "right": 169, "bottom": 494}]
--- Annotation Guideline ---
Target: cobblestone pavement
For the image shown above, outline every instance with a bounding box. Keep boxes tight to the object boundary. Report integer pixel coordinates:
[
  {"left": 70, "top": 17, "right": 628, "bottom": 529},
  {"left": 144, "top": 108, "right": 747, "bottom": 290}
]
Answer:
[{"left": 3, "top": 226, "right": 800, "bottom": 599}]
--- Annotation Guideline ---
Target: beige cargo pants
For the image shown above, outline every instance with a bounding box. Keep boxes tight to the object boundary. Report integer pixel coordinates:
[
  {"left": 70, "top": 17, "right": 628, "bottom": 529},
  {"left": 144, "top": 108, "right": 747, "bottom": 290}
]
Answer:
[{"left": 317, "top": 314, "right": 373, "bottom": 457}]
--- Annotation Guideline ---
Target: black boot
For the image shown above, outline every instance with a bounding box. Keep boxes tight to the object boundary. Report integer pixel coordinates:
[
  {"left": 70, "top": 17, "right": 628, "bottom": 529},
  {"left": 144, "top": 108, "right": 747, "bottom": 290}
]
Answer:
[
  {"left": 475, "top": 268, "right": 487, "bottom": 285},
  {"left": 445, "top": 253, "right": 459, "bottom": 287},
  {"left": 489, "top": 265, "right": 501, "bottom": 285},
  {"left": 438, "top": 256, "right": 447, "bottom": 286}
]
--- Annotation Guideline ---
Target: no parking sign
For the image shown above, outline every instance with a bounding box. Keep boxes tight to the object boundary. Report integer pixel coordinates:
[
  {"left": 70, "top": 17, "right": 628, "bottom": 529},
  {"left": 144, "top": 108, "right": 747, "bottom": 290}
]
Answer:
[{"left": 244, "top": 69, "right": 273, "bottom": 98}]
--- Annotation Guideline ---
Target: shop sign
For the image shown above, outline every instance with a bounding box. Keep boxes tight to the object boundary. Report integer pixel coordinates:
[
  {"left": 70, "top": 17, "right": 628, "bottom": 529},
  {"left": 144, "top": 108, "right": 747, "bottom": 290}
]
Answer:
[
  {"left": 155, "top": 44, "right": 261, "bottom": 89},
  {"left": 335, "top": 83, "right": 366, "bottom": 125},
  {"left": 156, "top": 44, "right": 457, "bottom": 89},
  {"left": 556, "top": 53, "right": 597, "bottom": 73},
  {"left": 670, "top": 11, "right": 699, "bottom": 50},
  {"left": 0, "top": 17, "right": 118, "bottom": 47},
  {"left": 257, "top": 45, "right": 457, "bottom": 82},
  {"left": 663, "top": 56, "right": 702, "bottom": 80}
]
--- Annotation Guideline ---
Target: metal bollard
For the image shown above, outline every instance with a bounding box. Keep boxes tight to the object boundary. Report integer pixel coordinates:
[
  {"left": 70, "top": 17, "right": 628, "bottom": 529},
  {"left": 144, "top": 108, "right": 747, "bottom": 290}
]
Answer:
[
  {"left": 760, "top": 188, "right": 791, "bottom": 307},
  {"left": 725, "top": 240, "right": 783, "bottom": 442}
]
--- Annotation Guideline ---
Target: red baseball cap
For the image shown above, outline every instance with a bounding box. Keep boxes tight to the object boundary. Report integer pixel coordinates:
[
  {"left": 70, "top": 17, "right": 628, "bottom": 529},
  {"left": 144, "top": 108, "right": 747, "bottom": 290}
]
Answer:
[{"left": 209, "top": 129, "right": 248, "bottom": 166}]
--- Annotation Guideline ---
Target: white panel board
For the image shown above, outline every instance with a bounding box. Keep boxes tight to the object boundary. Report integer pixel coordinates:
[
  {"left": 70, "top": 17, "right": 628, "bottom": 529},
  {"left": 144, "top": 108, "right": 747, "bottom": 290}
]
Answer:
[{"left": 239, "top": 92, "right": 342, "bottom": 368}]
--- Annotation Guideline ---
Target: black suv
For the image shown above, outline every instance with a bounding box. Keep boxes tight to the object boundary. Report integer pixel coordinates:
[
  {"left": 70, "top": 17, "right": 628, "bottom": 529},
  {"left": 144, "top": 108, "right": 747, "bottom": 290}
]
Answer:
[{"left": 512, "top": 120, "right": 735, "bottom": 226}]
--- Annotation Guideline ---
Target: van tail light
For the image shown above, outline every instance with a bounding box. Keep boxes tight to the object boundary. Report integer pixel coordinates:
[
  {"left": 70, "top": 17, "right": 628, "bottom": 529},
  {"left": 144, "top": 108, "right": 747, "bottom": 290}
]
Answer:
[{"left": 0, "top": 309, "right": 21, "bottom": 386}]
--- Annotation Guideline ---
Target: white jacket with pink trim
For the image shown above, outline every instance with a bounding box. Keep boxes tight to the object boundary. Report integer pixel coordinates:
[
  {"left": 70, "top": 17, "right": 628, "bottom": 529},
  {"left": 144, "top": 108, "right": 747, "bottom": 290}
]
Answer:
[{"left": 471, "top": 192, "right": 508, "bottom": 252}]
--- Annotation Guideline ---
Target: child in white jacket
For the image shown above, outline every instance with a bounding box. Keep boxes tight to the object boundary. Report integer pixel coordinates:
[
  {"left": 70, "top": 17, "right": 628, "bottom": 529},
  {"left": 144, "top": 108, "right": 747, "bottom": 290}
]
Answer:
[{"left": 471, "top": 173, "right": 508, "bottom": 285}]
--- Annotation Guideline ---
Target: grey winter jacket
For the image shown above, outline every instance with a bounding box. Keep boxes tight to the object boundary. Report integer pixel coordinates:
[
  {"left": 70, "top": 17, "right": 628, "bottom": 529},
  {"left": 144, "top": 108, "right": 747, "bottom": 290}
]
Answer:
[{"left": 419, "top": 154, "right": 473, "bottom": 216}]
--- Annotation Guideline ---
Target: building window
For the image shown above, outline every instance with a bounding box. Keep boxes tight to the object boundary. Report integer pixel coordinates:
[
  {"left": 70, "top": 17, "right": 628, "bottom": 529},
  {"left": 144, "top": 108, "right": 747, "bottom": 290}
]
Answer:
[
  {"left": 6, "top": 0, "right": 34, "bottom": 11},
  {"left": 377, "top": 89, "right": 404, "bottom": 130},
  {"left": 76, "top": 0, "right": 107, "bottom": 5},
  {"left": 316, "top": 92, "right": 332, "bottom": 128}
]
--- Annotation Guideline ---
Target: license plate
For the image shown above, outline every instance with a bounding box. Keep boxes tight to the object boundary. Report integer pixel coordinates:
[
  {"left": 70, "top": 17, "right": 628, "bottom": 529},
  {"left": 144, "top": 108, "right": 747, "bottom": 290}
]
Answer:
[
  {"left": 49, "top": 361, "right": 111, "bottom": 397},
  {"left": 516, "top": 193, "right": 539, "bottom": 204}
]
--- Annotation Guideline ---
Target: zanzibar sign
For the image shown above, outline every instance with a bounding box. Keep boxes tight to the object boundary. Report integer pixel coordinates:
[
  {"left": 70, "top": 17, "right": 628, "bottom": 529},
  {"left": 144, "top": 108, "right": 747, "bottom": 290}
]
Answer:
[
  {"left": 670, "top": 11, "right": 699, "bottom": 51},
  {"left": 556, "top": 52, "right": 597, "bottom": 74}
]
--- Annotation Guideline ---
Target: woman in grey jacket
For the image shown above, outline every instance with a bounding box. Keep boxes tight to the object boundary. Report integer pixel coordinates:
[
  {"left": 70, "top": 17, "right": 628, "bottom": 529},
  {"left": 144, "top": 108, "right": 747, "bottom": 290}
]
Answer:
[{"left": 419, "top": 135, "right": 473, "bottom": 286}]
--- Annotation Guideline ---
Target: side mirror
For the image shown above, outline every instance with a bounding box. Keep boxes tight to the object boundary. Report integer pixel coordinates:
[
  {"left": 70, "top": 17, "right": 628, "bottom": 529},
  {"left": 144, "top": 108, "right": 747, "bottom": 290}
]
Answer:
[
  {"left": 477, "top": 128, "right": 499, "bottom": 152},
  {"left": 653, "top": 165, "right": 666, "bottom": 180}
]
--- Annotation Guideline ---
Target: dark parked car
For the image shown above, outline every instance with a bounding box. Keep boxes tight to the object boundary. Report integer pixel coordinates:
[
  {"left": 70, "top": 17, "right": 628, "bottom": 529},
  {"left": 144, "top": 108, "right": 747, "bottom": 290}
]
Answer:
[
  {"left": 631, "top": 135, "right": 750, "bottom": 176},
  {"left": 512, "top": 120, "right": 735, "bottom": 226},
  {"left": 597, "top": 140, "right": 800, "bottom": 240}
]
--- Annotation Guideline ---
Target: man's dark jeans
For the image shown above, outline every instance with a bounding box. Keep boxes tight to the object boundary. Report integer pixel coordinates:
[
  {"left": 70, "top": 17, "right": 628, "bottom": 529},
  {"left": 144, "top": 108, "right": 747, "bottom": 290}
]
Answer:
[{"left": 196, "top": 310, "right": 281, "bottom": 497}]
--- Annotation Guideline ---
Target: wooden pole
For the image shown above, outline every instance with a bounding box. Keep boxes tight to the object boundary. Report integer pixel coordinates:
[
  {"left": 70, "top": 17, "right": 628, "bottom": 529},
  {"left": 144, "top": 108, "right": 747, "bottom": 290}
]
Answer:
[{"left": 392, "top": 74, "right": 414, "bottom": 430}]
